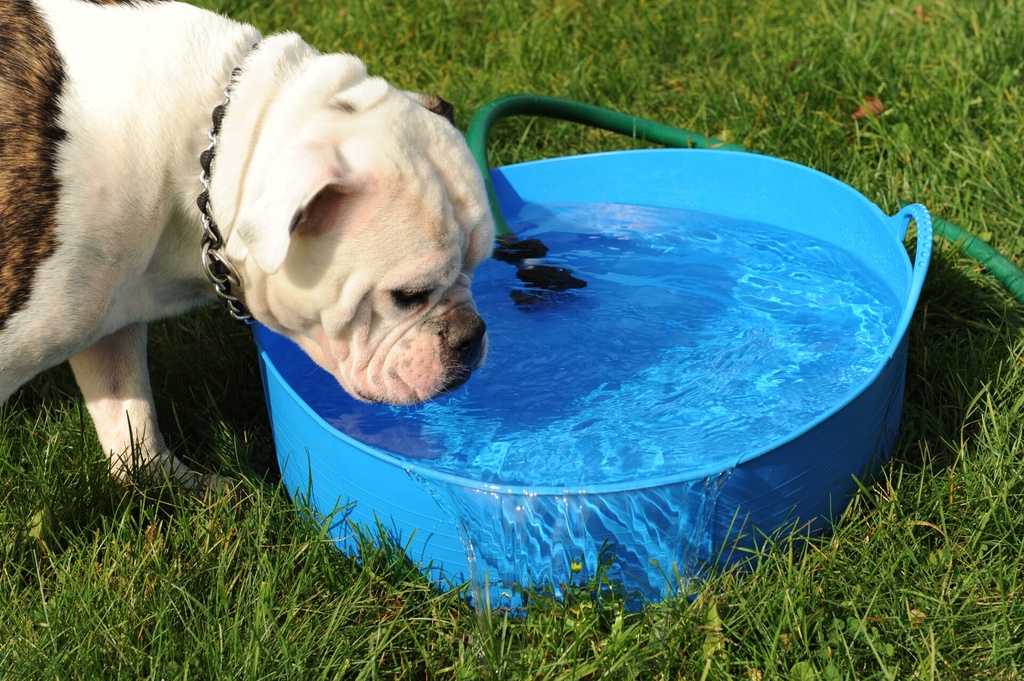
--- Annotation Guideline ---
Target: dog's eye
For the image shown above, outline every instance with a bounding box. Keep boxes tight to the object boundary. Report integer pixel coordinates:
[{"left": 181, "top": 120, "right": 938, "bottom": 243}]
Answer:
[{"left": 390, "top": 289, "right": 431, "bottom": 309}]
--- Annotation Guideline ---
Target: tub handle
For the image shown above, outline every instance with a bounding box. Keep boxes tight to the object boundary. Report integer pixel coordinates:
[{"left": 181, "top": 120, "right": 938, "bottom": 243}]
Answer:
[
  {"left": 891, "top": 203, "right": 933, "bottom": 341},
  {"left": 893, "top": 203, "right": 933, "bottom": 267}
]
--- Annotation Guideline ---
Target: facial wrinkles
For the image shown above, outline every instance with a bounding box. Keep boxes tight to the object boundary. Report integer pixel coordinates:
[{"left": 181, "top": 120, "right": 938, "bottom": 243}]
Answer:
[
  {"left": 304, "top": 237, "right": 478, "bottom": 407},
  {"left": 291, "top": 312, "right": 370, "bottom": 401},
  {"left": 359, "top": 302, "right": 426, "bottom": 389},
  {"left": 354, "top": 257, "right": 468, "bottom": 400}
]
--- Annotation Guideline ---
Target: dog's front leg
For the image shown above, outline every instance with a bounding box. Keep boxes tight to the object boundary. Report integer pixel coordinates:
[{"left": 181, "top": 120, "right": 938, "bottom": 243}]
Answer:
[{"left": 69, "top": 323, "right": 208, "bottom": 490}]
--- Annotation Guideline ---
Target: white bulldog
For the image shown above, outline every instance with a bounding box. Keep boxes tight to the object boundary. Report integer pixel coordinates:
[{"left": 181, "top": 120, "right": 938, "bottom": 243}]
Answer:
[{"left": 0, "top": 0, "right": 495, "bottom": 490}]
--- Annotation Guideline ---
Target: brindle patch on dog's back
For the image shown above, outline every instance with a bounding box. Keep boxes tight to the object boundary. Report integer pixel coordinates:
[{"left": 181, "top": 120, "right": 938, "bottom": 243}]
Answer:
[{"left": 0, "top": 0, "right": 67, "bottom": 332}]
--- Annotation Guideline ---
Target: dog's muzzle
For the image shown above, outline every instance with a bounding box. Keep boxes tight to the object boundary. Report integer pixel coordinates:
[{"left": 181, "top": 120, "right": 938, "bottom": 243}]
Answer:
[{"left": 439, "top": 305, "right": 487, "bottom": 393}]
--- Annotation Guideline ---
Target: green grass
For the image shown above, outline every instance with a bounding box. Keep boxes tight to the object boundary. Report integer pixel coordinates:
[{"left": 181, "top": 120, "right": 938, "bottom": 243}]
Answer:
[{"left": 3, "top": 0, "right": 1024, "bottom": 677}]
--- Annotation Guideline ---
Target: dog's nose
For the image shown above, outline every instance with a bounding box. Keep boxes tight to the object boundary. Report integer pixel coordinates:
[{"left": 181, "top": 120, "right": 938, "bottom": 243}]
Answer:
[
  {"left": 457, "top": 326, "right": 485, "bottom": 368},
  {"left": 439, "top": 308, "right": 487, "bottom": 393},
  {"left": 444, "top": 311, "right": 486, "bottom": 366}
]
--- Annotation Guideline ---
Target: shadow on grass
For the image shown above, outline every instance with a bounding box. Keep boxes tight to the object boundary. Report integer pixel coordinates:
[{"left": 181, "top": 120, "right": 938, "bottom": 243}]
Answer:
[
  {"left": 0, "top": 305, "right": 277, "bottom": 504},
  {"left": 896, "top": 245, "right": 1024, "bottom": 472},
  {"left": 145, "top": 307, "right": 278, "bottom": 481}
]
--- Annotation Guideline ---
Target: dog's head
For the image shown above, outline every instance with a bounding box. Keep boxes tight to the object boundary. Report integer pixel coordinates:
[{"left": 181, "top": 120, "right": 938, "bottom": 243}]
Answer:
[{"left": 213, "top": 43, "right": 494, "bottom": 404}]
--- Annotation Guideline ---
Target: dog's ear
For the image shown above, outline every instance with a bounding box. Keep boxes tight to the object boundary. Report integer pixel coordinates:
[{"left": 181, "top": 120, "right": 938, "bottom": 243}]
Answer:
[
  {"left": 289, "top": 181, "right": 351, "bottom": 239},
  {"left": 228, "top": 62, "right": 390, "bottom": 274},
  {"left": 235, "top": 141, "right": 350, "bottom": 274},
  {"left": 407, "top": 92, "right": 456, "bottom": 126}
]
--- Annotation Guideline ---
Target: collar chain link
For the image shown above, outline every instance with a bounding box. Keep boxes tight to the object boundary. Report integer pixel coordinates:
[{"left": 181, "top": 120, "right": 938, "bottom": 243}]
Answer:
[{"left": 198, "top": 64, "right": 253, "bottom": 324}]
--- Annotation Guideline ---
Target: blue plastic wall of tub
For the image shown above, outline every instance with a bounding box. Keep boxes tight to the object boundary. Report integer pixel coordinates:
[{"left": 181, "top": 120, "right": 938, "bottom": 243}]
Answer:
[{"left": 254, "top": 149, "right": 932, "bottom": 601}]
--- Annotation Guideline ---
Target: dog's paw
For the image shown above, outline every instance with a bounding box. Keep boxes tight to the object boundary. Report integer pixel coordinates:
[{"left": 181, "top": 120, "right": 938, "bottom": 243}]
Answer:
[
  {"left": 177, "top": 470, "right": 239, "bottom": 501},
  {"left": 113, "top": 451, "right": 238, "bottom": 502}
]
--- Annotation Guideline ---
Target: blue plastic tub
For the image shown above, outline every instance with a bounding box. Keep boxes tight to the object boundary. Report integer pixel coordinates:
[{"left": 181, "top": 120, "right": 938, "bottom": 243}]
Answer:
[{"left": 253, "top": 149, "right": 932, "bottom": 606}]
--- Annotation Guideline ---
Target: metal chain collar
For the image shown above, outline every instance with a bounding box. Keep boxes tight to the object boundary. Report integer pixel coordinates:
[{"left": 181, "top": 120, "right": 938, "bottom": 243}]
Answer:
[{"left": 198, "top": 65, "right": 253, "bottom": 323}]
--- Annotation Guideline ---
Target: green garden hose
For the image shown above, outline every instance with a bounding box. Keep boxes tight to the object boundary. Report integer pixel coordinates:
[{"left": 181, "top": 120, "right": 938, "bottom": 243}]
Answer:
[
  {"left": 467, "top": 93, "right": 1024, "bottom": 303},
  {"left": 929, "top": 216, "right": 1024, "bottom": 301}
]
